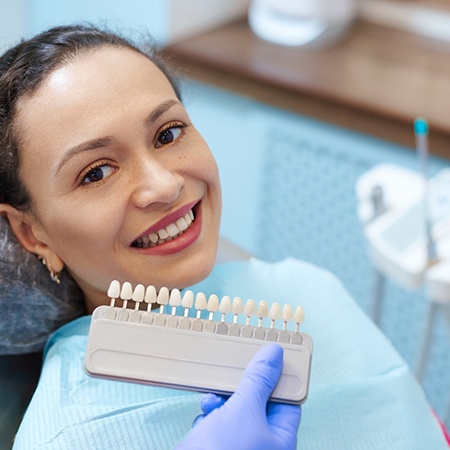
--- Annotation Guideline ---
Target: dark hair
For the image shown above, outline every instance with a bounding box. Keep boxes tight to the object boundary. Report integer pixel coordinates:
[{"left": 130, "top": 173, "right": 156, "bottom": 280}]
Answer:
[{"left": 0, "top": 24, "right": 181, "bottom": 210}]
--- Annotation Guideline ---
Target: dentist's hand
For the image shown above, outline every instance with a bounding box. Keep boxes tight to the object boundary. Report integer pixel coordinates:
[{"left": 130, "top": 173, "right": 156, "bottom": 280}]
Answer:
[{"left": 175, "top": 343, "right": 301, "bottom": 450}]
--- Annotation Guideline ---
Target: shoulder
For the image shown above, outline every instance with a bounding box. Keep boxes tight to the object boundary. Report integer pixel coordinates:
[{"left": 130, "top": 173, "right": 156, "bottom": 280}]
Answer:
[
  {"left": 43, "top": 315, "right": 91, "bottom": 357},
  {"left": 202, "top": 257, "right": 351, "bottom": 311}
]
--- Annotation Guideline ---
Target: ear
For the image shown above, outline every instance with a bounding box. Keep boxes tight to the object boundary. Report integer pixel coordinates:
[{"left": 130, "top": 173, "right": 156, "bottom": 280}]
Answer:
[{"left": 0, "top": 204, "right": 64, "bottom": 273}]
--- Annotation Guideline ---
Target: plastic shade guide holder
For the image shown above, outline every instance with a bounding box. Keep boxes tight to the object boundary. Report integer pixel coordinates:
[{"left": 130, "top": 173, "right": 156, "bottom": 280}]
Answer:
[{"left": 85, "top": 281, "right": 313, "bottom": 405}]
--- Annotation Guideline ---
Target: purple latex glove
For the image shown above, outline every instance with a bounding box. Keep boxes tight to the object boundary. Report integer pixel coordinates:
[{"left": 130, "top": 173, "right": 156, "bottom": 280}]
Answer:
[{"left": 176, "top": 343, "right": 301, "bottom": 450}]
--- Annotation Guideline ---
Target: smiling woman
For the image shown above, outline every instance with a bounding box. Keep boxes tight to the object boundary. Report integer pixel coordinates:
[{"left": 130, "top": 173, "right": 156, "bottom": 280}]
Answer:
[{"left": 1, "top": 32, "right": 222, "bottom": 313}]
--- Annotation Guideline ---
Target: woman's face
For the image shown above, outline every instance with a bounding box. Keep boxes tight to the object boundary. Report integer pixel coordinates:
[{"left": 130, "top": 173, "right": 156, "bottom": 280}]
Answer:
[{"left": 15, "top": 46, "right": 221, "bottom": 311}]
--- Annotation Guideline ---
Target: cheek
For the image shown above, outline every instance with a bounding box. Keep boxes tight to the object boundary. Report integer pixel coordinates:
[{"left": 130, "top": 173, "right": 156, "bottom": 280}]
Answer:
[
  {"left": 207, "top": 157, "right": 222, "bottom": 209},
  {"left": 46, "top": 210, "right": 125, "bottom": 292},
  {"left": 192, "top": 147, "right": 221, "bottom": 195},
  {"left": 38, "top": 199, "right": 121, "bottom": 262},
  {"left": 185, "top": 133, "right": 220, "bottom": 183},
  {"left": 204, "top": 154, "right": 222, "bottom": 215}
]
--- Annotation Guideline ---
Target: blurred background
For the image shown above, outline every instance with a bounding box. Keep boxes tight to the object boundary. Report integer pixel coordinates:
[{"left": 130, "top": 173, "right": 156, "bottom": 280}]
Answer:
[{"left": 1, "top": 0, "right": 450, "bottom": 446}]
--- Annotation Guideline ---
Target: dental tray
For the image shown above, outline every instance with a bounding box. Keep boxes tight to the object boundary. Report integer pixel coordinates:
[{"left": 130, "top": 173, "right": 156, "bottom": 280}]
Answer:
[{"left": 84, "top": 282, "right": 313, "bottom": 405}]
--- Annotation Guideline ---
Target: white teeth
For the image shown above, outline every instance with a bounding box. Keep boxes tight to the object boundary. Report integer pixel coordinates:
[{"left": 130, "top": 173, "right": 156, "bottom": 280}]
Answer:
[
  {"left": 158, "top": 229, "right": 169, "bottom": 239},
  {"left": 166, "top": 223, "right": 179, "bottom": 237},
  {"left": 133, "top": 208, "right": 195, "bottom": 248},
  {"left": 176, "top": 217, "right": 189, "bottom": 231}
]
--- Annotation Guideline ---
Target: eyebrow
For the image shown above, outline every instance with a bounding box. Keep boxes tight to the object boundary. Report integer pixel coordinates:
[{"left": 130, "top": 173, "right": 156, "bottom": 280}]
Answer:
[
  {"left": 144, "top": 99, "right": 180, "bottom": 128},
  {"left": 55, "top": 99, "right": 181, "bottom": 175},
  {"left": 55, "top": 136, "right": 114, "bottom": 175}
]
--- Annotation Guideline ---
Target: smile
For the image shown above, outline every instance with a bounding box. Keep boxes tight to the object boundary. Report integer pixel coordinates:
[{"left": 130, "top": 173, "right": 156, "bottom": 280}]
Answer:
[{"left": 132, "top": 209, "right": 195, "bottom": 249}]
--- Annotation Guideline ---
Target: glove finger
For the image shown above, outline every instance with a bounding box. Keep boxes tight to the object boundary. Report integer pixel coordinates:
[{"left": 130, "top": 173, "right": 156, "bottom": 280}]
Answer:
[
  {"left": 267, "top": 402, "right": 302, "bottom": 433},
  {"left": 231, "top": 343, "right": 284, "bottom": 407},
  {"left": 200, "top": 393, "right": 227, "bottom": 415},
  {"left": 191, "top": 413, "right": 206, "bottom": 428}
]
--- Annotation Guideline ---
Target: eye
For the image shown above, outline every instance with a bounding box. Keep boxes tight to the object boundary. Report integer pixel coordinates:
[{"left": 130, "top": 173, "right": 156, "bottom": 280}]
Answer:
[
  {"left": 156, "top": 123, "right": 184, "bottom": 148},
  {"left": 80, "top": 163, "right": 116, "bottom": 185}
]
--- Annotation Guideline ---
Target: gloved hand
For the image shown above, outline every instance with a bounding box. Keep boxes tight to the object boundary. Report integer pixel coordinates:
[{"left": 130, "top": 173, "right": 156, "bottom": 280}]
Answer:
[{"left": 175, "top": 343, "right": 301, "bottom": 450}]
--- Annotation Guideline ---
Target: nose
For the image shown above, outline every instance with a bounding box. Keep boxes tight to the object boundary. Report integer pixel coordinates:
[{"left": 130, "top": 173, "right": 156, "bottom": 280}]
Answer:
[{"left": 131, "top": 159, "right": 184, "bottom": 209}]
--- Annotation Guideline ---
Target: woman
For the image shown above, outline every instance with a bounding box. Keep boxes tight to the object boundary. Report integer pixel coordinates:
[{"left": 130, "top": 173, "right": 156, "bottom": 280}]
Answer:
[{"left": 0, "top": 25, "right": 448, "bottom": 450}]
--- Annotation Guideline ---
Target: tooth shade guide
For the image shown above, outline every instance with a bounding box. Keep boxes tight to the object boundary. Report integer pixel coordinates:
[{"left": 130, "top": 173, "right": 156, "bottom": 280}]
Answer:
[
  {"left": 207, "top": 294, "right": 219, "bottom": 321},
  {"left": 181, "top": 290, "right": 194, "bottom": 317},
  {"left": 227, "top": 325, "right": 239, "bottom": 336},
  {"left": 165, "top": 315, "right": 179, "bottom": 328},
  {"left": 231, "top": 297, "right": 243, "bottom": 324},
  {"left": 87, "top": 301, "right": 312, "bottom": 407},
  {"left": 178, "top": 317, "right": 191, "bottom": 330},
  {"left": 107, "top": 279, "right": 121, "bottom": 298},
  {"left": 154, "top": 286, "right": 170, "bottom": 327},
  {"left": 132, "top": 284, "right": 145, "bottom": 311},
  {"left": 216, "top": 296, "right": 231, "bottom": 335},
  {"left": 167, "top": 288, "right": 181, "bottom": 326},
  {"left": 107, "top": 280, "right": 121, "bottom": 307},
  {"left": 256, "top": 301, "right": 268, "bottom": 327},
  {"left": 169, "top": 288, "right": 182, "bottom": 316},
  {"left": 144, "top": 286, "right": 157, "bottom": 312},
  {"left": 195, "top": 292, "right": 207, "bottom": 319},
  {"left": 216, "top": 321, "right": 228, "bottom": 335},
  {"left": 157, "top": 287, "right": 170, "bottom": 314},
  {"left": 141, "top": 312, "right": 154, "bottom": 325},
  {"left": 203, "top": 294, "right": 219, "bottom": 332},
  {"left": 269, "top": 302, "right": 281, "bottom": 329},
  {"left": 128, "top": 284, "right": 145, "bottom": 322},
  {"left": 219, "top": 295, "right": 231, "bottom": 322},
  {"left": 120, "top": 281, "right": 133, "bottom": 310},
  {"left": 102, "top": 281, "right": 308, "bottom": 345},
  {"left": 203, "top": 320, "right": 216, "bottom": 333},
  {"left": 241, "top": 298, "right": 255, "bottom": 337},
  {"left": 282, "top": 304, "right": 294, "bottom": 331},
  {"left": 278, "top": 330, "right": 291, "bottom": 343},
  {"left": 128, "top": 310, "right": 142, "bottom": 323},
  {"left": 188, "top": 292, "right": 205, "bottom": 331},
  {"left": 104, "top": 280, "right": 120, "bottom": 318},
  {"left": 103, "top": 307, "right": 117, "bottom": 320},
  {"left": 116, "top": 308, "right": 129, "bottom": 321},
  {"left": 253, "top": 327, "right": 266, "bottom": 340},
  {"left": 266, "top": 329, "right": 278, "bottom": 342},
  {"left": 240, "top": 325, "right": 253, "bottom": 339},
  {"left": 244, "top": 299, "right": 256, "bottom": 326},
  {"left": 294, "top": 306, "right": 305, "bottom": 332},
  {"left": 178, "top": 291, "right": 193, "bottom": 327}
]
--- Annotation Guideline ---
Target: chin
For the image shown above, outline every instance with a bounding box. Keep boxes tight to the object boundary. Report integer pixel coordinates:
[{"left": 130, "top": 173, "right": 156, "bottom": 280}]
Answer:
[{"left": 167, "top": 243, "right": 218, "bottom": 290}]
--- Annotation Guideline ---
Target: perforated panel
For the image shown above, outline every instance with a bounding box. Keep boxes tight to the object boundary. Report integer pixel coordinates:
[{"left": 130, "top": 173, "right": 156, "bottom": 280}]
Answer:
[{"left": 256, "top": 137, "right": 373, "bottom": 307}]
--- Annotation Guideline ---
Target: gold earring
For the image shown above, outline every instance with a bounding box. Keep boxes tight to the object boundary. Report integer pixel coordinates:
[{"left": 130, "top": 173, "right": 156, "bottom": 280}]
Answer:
[{"left": 38, "top": 255, "right": 61, "bottom": 285}]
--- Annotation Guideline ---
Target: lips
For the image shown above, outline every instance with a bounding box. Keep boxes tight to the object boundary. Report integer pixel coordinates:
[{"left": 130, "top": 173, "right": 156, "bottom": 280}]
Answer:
[
  {"left": 130, "top": 200, "right": 202, "bottom": 255},
  {"left": 132, "top": 208, "right": 195, "bottom": 248}
]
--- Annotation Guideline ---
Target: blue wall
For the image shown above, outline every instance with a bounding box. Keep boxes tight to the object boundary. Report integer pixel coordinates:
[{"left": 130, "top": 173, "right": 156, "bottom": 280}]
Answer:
[
  {"left": 26, "top": 0, "right": 169, "bottom": 41},
  {"left": 0, "top": 0, "right": 169, "bottom": 48}
]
